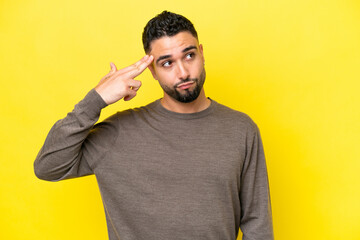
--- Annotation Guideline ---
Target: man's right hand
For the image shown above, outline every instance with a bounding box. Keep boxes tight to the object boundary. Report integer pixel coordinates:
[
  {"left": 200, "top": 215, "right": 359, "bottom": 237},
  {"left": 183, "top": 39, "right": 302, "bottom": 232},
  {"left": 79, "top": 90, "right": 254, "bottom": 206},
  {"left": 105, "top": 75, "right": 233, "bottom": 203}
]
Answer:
[{"left": 95, "top": 55, "right": 154, "bottom": 105}]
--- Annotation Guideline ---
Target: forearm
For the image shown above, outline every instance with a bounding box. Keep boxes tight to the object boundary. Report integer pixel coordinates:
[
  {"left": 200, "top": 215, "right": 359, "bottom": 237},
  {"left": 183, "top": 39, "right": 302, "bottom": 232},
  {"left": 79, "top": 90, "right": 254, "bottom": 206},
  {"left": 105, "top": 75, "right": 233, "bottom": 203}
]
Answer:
[
  {"left": 240, "top": 124, "right": 274, "bottom": 240},
  {"left": 34, "top": 89, "right": 107, "bottom": 181}
]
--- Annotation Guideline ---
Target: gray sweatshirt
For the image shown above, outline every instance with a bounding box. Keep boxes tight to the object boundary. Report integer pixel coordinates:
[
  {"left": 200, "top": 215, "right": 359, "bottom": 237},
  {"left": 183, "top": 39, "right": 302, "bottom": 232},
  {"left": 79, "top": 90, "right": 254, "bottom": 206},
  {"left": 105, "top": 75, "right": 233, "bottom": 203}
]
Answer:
[{"left": 34, "top": 89, "right": 274, "bottom": 240}]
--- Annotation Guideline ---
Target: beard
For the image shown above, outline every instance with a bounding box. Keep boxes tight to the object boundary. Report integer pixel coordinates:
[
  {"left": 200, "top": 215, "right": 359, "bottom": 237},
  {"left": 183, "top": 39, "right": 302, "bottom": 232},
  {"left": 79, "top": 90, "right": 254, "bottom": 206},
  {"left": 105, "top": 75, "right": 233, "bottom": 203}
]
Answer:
[{"left": 159, "top": 68, "right": 206, "bottom": 103}]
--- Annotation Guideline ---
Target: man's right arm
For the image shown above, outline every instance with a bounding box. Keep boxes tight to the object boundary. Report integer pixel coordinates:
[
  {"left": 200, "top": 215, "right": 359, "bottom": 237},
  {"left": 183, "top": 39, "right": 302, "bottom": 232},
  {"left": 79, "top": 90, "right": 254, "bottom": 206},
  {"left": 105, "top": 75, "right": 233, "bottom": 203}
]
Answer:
[
  {"left": 34, "top": 55, "right": 154, "bottom": 181},
  {"left": 34, "top": 89, "right": 109, "bottom": 181}
]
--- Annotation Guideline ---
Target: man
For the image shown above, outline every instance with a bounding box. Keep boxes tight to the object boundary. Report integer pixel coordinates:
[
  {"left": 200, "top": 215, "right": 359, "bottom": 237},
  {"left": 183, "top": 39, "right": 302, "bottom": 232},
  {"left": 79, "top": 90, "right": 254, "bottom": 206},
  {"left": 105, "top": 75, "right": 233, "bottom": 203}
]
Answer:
[{"left": 34, "top": 11, "right": 274, "bottom": 240}]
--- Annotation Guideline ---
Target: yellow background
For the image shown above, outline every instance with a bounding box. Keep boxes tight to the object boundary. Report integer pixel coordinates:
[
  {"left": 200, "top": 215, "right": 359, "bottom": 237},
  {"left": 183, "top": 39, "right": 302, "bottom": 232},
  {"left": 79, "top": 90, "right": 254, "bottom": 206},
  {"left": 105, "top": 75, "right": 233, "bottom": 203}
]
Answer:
[{"left": 1, "top": 0, "right": 359, "bottom": 239}]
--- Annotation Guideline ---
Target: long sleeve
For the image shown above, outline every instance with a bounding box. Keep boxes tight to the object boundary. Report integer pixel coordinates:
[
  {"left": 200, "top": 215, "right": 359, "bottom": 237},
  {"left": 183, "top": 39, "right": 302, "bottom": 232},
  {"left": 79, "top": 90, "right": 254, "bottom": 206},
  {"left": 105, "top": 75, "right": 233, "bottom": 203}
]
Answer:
[
  {"left": 239, "top": 123, "right": 274, "bottom": 240},
  {"left": 34, "top": 89, "right": 112, "bottom": 181}
]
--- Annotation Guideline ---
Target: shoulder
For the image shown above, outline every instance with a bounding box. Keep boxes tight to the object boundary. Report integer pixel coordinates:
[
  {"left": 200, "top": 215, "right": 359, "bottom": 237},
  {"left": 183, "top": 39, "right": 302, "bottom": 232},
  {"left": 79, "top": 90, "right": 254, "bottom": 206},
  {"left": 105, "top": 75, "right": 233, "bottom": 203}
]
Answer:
[
  {"left": 212, "top": 100, "right": 259, "bottom": 134},
  {"left": 104, "top": 100, "right": 159, "bottom": 125}
]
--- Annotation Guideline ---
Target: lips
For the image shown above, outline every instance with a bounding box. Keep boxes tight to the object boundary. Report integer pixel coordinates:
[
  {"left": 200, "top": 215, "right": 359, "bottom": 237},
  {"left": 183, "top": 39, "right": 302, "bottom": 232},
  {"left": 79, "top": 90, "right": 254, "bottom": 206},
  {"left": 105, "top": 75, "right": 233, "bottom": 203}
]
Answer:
[{"left": 177, "top": 81, "right": 194, "bottom": 90}]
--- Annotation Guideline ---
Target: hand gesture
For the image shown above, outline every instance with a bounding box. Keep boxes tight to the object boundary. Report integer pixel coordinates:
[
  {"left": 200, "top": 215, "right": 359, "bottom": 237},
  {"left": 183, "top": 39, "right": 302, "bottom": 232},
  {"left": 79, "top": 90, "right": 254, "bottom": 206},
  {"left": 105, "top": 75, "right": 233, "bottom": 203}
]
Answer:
[{"left": 95, "top": 55, "right": 154, "bottom": 105}]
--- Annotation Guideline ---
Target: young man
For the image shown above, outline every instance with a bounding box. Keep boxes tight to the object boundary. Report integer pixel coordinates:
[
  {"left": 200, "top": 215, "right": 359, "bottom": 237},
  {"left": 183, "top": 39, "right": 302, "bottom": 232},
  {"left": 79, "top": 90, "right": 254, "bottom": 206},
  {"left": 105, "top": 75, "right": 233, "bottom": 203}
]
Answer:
[{"left": 34, "top": 11, "right": 274, "bottom": 240}]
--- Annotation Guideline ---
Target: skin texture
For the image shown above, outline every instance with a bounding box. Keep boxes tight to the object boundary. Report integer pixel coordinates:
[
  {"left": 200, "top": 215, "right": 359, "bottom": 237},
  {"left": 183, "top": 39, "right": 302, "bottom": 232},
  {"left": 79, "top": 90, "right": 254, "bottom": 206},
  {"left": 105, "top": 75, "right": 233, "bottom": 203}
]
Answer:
[{"left": 95, "top": 31, "right": 210, "bottom": 113}]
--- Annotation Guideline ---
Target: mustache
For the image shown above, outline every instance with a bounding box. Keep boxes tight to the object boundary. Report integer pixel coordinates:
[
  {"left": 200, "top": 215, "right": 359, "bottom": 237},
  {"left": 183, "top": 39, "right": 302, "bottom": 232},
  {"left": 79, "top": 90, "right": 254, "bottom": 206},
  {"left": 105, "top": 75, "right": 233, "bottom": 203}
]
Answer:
[{"left": 174, "top": 78, "right": 197, "bottom": 88}]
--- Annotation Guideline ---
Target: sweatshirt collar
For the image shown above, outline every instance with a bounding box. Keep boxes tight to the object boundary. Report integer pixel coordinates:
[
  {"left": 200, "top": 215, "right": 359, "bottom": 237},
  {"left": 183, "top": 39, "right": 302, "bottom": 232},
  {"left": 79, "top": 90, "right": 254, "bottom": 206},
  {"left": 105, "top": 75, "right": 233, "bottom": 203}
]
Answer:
[{"left": 151, "top": 98, "right": 217, "bottom": 120}]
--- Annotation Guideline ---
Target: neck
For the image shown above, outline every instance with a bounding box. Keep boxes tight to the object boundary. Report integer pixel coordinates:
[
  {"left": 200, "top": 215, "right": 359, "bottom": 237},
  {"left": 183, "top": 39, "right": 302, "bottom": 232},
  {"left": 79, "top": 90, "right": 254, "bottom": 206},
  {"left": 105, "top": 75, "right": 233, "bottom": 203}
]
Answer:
[{"left": 160, "top": 89, "right": 211, "bottom": 113}]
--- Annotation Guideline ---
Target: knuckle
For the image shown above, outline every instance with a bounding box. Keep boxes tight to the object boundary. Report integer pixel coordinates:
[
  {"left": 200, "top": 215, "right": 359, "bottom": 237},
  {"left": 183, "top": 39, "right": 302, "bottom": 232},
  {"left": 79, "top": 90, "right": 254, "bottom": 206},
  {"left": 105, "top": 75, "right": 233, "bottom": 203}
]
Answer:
[{"left": 132, "top": 63, "right": 139, "bottom": 70}]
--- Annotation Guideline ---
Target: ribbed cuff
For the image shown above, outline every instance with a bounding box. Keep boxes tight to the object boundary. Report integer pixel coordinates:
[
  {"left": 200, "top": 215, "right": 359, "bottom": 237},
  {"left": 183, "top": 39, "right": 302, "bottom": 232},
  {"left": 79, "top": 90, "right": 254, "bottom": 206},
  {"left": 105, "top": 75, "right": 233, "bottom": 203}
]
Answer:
[{"left": 75, "top": 89, "right": 108, "bottom": 120}]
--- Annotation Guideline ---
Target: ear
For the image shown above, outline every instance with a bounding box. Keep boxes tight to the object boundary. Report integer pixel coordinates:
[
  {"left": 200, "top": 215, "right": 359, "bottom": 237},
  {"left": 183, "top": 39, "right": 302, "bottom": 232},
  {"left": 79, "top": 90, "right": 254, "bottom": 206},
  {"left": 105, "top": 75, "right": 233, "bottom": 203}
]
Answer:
[
  {"left": 148, "top": 63, "right": 158, "bottom": 80},
  {"left": 199, "top": 44, "right": 205, "bottom": 64}
]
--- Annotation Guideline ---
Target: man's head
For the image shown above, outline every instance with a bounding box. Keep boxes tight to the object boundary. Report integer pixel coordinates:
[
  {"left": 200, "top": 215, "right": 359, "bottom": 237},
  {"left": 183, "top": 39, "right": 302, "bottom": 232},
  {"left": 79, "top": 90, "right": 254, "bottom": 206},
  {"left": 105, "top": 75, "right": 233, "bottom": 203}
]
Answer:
[
  {"left": 142, "top": 11, "right": 198, "bottom": 54},
  {"left": 142, "top": 11, "right": 206, "bottom": 104}
]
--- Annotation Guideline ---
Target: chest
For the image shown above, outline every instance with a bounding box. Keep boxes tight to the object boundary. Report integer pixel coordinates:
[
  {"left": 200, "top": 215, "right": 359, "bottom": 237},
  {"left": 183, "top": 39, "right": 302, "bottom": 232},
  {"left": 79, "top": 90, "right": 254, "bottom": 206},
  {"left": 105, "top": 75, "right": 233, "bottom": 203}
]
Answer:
[{"left": 95, "top": 121, "right": 246, "bottom": 194}]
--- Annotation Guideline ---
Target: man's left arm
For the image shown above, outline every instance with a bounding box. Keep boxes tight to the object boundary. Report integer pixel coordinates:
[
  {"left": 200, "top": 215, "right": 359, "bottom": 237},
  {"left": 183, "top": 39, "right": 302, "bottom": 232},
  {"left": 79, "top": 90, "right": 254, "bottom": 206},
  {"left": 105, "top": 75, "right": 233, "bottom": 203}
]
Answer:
[{"left": 239, "top": 123, "right": 274, "bottom": 240}]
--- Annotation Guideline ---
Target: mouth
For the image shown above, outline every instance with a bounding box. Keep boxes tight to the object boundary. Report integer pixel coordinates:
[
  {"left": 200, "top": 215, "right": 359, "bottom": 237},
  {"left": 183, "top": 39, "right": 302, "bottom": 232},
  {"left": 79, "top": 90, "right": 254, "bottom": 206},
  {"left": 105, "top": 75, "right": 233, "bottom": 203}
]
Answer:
[{"left": 176, "top": 81, "right": 195, "bottom": 90}]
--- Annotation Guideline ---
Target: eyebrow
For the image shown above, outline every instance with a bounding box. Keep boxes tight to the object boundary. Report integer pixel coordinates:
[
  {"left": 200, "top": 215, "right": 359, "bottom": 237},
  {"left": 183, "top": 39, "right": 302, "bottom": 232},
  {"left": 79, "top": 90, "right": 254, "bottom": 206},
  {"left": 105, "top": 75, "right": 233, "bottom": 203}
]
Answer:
[
  {"left": 155, "top": 45, "right": 198, "bottom": 65},
  {"left": 182, "top": 45, "right": 197, "bottom": 53}
]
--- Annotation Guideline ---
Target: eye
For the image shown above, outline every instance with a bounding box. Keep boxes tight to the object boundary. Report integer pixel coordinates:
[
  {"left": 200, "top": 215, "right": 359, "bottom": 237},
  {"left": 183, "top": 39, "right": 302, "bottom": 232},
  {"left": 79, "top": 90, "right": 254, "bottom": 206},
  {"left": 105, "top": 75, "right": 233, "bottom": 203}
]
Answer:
[
  {"left": 162, "top": 61, "right": 172, "bottom": 67},
  {"left": 185, "top": 52, "right": 195, "bottom": 59}
]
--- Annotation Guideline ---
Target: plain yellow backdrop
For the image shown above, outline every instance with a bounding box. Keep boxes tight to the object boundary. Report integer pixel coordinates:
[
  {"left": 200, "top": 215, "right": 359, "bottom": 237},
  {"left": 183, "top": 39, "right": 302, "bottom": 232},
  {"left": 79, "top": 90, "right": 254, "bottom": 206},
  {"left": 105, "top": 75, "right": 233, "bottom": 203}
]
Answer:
[{"left": 1, "top": 0, "right": 360, "bottom": 239}]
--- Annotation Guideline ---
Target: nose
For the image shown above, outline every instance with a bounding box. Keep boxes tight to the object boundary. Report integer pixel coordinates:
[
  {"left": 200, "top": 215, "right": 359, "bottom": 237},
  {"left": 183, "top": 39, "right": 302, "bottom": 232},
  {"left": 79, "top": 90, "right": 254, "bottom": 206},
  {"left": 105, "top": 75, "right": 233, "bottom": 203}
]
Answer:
[{"left": 176, "top": 61, "right": 190, "bottom": 80}]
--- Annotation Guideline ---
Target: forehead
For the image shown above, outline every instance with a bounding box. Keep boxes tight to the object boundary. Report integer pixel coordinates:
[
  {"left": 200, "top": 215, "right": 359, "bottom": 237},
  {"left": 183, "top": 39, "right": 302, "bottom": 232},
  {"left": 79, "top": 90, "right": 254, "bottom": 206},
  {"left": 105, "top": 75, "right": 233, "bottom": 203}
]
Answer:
[{"left": 149, "top": 31, "right": 199, "bottom": 56}]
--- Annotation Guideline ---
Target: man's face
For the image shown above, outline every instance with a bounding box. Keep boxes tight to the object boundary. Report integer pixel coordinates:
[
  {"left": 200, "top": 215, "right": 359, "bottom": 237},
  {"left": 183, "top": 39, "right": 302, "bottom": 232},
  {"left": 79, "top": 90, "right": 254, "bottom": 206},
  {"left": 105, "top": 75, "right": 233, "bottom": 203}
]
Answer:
[{"left": 148, "top": 31, "right": 205, "bottom": 103}]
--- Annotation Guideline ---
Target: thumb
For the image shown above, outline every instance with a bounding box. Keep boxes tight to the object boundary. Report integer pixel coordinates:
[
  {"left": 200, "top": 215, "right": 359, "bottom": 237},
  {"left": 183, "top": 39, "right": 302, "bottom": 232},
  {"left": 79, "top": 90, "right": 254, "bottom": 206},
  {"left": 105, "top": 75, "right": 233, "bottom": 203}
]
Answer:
[{"left": 109, "top": 62, "right": 117, "bottom": 73}]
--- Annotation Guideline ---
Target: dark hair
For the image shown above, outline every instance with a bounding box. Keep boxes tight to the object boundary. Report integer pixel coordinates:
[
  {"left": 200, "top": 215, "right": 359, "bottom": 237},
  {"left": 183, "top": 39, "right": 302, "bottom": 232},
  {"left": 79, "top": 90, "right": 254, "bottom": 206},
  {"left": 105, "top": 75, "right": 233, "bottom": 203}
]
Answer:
[{"left": 142, "top": 11, "right": 198, "bottom": 53}]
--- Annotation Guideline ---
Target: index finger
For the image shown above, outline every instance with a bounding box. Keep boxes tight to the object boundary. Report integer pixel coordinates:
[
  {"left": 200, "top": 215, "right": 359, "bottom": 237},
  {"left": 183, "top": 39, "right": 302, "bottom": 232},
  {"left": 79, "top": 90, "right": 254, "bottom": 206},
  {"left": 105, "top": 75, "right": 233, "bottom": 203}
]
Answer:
[{"left": 127, "top": 55, "right": 154, "bottom": 77}]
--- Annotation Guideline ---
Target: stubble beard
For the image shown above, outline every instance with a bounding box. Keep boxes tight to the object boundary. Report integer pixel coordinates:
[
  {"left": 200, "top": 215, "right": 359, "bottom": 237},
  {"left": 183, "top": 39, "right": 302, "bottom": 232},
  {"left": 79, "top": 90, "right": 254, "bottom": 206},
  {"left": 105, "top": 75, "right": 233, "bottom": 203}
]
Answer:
[{"left": 160, "top": 68, "right": 206, "bottom": 103}]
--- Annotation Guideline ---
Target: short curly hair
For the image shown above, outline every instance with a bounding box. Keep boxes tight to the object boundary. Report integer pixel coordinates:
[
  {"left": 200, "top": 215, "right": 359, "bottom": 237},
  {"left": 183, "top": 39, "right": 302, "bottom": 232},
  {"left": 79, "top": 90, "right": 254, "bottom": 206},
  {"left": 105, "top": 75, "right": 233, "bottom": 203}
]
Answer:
[{"left": 142, "top": 11, "right": 198, "bottom": 53}]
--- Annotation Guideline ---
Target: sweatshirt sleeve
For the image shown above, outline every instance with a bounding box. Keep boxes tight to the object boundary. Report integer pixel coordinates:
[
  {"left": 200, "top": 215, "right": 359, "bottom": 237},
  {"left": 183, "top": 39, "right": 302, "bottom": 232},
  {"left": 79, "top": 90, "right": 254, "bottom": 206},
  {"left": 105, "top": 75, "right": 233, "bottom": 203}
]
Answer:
[
  {"left": 239, "top": 123, "right": 274, "bottom": 240},
  {"left": 34, "top": 89, "right": 113, "bottom": 181}
]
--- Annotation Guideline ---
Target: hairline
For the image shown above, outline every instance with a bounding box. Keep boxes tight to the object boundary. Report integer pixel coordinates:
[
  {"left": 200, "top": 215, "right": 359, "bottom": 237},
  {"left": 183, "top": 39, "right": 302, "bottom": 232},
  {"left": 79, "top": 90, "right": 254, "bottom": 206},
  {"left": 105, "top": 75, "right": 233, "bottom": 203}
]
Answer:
[{"left": 145, "top": 30, "right": 199, "bottom": 54}]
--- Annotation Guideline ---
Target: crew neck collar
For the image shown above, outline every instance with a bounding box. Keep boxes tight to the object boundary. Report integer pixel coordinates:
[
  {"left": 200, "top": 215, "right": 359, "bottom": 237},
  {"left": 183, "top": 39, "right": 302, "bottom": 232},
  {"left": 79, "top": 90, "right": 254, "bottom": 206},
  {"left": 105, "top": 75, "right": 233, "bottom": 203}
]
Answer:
[{"left": 151, "top": 98, "right": 217, "bottom": 120}]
